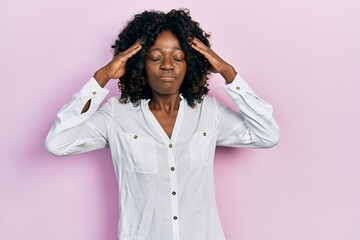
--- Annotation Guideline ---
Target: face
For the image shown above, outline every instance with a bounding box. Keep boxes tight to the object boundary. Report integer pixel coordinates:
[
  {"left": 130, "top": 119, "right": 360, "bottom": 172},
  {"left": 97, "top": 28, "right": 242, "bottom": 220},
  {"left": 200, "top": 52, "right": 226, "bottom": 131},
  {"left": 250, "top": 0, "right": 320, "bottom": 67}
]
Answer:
[{"left": 145, "top": 31, "right": 187, "bottom": 97}]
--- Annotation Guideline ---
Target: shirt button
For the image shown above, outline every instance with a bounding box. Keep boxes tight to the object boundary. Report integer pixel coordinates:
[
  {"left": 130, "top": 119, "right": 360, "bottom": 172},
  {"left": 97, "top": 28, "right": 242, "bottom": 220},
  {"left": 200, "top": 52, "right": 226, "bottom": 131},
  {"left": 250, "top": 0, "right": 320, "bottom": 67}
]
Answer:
[
  {"left": 133, "top": 135, "right": 138, "bottom": 139},
  {"left": 168, "top": 144, "right": 173, "bottom": 148},
  {"left": 173, "top": 216, "right": 178, "bottom": 220},
  {"left": 203, "top": 132, "right": 207, "bottom": 136},
  {"left": 170, "top": 167, "right": 175, "bottom": 171},
  {"left": 235, "top": 86, "right": 240, "bottom": 90},
  {"left": 172, "top": 191, "right": 176, "bottom": 195},
  {"left": 92, "top": 91, "right": 97, "bottom": 95}
]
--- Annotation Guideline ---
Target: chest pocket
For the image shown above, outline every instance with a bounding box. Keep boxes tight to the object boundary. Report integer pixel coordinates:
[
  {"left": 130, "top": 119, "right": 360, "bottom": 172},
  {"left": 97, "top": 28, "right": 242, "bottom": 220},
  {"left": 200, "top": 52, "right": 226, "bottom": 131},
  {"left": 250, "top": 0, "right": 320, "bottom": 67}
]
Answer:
[
  {"left": 125, "top": 133, "right": 158, "bottom": 174},
  {"left": 189, "top": 130, "right": 214, "bottom": 170}
]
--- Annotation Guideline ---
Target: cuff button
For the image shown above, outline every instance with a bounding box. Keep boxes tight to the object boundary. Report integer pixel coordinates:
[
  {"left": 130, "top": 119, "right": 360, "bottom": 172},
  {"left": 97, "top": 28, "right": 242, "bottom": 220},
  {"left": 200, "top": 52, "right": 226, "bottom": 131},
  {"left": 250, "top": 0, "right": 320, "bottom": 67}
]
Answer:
[
  {"left": 92, "top": 91, "right": 97, "bottom": 95},
  {"left": 235, "top": 86, "right": 240, "bottom": 90}
]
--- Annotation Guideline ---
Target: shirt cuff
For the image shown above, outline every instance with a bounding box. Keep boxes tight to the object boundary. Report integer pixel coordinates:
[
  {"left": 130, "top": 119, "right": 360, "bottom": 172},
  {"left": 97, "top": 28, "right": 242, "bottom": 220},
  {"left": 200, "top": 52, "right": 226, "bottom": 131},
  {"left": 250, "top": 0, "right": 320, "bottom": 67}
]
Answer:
[
  {"left": 78, "top": 77, "right": 110, "bottom": 100},
  {"left": 223, "top": 74, "right": 257, "bottom": 98}
]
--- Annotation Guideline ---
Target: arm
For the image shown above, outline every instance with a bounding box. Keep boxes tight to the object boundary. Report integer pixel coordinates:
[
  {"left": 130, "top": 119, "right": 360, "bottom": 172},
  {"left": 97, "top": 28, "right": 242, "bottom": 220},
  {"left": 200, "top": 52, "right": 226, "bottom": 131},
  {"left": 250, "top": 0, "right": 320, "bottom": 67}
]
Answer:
[
  {"left": 45, "top": 40, "right": 143, "bottom": 156},
  {"left": 189, "top": 37, "right": 280, "bottom": 148},
  {"left": 216, "top": 74, "right": 280, "bottom": 148},
  {"left": 45, "top": 79, "right": 112, "bottom": 156},
  {"left": 81, "top": 40, "right": 143, "bottom": 113}
]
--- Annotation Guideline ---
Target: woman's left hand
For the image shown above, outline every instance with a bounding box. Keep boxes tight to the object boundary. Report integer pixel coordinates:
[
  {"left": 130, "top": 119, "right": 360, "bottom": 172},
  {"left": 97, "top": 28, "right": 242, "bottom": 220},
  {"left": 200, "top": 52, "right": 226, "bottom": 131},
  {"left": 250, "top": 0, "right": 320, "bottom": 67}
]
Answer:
[{"left": 189, "top": 37, "right": 237, "bottom": 83}]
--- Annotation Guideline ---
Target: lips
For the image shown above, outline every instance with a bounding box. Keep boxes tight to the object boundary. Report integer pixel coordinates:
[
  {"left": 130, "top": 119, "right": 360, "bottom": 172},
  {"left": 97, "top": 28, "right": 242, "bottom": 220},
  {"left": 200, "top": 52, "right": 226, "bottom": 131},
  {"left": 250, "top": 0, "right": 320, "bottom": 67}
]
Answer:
[{"left": 159, "top": 76, "right": 176, "bottom": 81}]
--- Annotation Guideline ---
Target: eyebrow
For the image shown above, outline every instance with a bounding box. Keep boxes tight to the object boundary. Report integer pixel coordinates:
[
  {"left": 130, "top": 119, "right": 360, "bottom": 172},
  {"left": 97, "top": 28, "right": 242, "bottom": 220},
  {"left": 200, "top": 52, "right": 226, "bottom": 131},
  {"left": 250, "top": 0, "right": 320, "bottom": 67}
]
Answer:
[{"left": 148, "top": 47, "right": 182, "bottom": 53}]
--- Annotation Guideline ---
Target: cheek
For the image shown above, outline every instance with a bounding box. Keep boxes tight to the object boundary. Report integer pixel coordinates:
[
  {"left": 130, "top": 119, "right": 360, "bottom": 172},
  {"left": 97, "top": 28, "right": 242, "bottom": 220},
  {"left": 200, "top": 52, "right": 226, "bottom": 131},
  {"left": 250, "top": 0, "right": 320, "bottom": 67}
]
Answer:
[
  {"left": 144, "top": 62, "right": 156, "bottom": 77},
  {"left": 181, "top": 64, "right": 187, "bottom": 77}
]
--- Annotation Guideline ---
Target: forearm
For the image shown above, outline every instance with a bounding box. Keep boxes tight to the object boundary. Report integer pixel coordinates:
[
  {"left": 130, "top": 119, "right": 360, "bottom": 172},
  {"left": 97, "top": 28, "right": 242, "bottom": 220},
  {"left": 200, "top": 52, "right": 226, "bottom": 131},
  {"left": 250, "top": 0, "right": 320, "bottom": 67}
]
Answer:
[
  {"left": 222, "top": 74, "right": 280, "bottom": 148},
  {"left": 46, "top": 78, "right": 110, "bottom": 155},
  {"left": 220, "top": 64, "right": 237, "bottom": 84},
  {"left": 81, "top": 69, "right": 112, "bottom": 113},
  {"left": 93, "top": 68, "right": 112, "bottom": 87}
]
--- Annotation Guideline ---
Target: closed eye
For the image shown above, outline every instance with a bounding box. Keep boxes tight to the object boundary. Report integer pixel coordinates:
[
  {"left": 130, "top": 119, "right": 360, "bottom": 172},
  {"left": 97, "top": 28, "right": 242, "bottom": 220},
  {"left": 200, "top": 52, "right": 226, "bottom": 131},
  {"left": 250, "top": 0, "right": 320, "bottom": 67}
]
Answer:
[
  {"left": 173, "top": 57, "right": 183, "bottom": 62},
  {"left": 149, "top": 57, "right": 161, "bottom": 62}
]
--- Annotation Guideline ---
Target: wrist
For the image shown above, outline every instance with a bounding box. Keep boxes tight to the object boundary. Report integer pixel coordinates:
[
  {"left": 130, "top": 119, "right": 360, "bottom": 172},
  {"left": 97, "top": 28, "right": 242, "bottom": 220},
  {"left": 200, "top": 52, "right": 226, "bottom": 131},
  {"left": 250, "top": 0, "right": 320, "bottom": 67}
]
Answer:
[
  {"left": 93, "top": 69, "right": 111, "bottom": 88},
  {"left": 220, "top": 65, "right": 237, "bottom": 84}
]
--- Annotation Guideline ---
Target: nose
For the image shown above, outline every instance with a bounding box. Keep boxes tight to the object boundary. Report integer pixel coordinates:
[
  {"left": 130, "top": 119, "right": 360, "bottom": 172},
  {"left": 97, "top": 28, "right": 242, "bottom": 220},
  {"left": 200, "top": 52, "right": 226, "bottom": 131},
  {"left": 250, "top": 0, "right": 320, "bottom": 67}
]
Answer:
[{"left": 160, "top": 57, "right": 174, "bottom": 70}]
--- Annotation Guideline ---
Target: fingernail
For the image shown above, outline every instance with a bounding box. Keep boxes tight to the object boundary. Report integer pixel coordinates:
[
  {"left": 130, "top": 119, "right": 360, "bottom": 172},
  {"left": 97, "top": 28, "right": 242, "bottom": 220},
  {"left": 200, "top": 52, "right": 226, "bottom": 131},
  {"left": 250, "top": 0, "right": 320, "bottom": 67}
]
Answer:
[{"left": 187, "top": 37, "right": 194, "bottom": 45}]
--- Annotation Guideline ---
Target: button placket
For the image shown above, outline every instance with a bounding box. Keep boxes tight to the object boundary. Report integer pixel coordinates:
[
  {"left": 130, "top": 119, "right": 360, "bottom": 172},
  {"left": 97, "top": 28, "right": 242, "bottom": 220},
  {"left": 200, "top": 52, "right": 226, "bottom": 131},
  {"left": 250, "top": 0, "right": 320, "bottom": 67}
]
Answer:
[{"left": 167, "top": 142, "right": 180, "bottom": 240}]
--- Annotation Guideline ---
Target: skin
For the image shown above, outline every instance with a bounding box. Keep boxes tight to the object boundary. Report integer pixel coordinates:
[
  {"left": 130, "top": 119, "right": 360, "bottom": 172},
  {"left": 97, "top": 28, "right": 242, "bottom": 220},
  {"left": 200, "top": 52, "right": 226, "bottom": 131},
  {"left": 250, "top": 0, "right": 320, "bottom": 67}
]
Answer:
[
  {"left": 144, "top": 31, "right": 187, "bottom": 138},
  {"left": 83, "top": 30, "right": 237, "bottom": 139}
]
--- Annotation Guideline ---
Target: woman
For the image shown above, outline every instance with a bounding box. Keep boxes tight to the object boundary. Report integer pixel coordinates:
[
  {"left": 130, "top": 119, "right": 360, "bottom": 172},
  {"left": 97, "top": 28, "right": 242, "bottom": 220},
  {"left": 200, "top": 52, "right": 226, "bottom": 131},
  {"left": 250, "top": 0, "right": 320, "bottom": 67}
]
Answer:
[{"left": 45, "top": 9, "right": 280, "bottom": 240}]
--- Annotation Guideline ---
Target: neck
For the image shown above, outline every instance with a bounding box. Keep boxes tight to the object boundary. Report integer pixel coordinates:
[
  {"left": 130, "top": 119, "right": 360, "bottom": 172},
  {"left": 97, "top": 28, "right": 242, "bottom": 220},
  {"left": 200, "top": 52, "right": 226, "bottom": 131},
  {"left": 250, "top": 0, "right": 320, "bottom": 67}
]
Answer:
[{"left": 149, "top": 93, "right": 182, "bottom": 114}]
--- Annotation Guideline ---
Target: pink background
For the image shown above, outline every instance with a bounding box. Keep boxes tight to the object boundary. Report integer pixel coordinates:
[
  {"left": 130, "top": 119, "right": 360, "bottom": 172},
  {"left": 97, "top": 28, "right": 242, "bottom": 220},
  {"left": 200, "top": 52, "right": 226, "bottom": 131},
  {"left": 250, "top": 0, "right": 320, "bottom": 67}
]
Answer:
[{"left": 1, "top": 0, "right": 359, "bottom": 239}]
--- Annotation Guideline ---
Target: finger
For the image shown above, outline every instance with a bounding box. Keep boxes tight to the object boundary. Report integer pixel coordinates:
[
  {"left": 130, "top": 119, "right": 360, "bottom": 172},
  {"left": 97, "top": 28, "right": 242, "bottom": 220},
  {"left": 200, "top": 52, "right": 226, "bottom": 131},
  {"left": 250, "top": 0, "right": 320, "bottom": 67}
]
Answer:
[
  {"left": 114, "top": 39, "right": 142, "bottom": 58},
  {"left": 189, "top": 38, "right": 225, "bottom": 73},
  {"left": 129, "top": 39, "right": 143, "bottom": 49},
  {"left": 190, "top": 41, "right": 210, "bottom": 57},
  {"left": 121, "top": 40, "right": 143, "bottom": 55},
  {"left": 191, "top": 37, "right": 209, "bottom": 51},
  {"left": 191, "top": 37, "right": 205, "bottom": 46},
  {"left": 123, "top": 44, "right": 142, "bottom": 61},
  {"left": 115, "top": 42, "right": 142, "bottom": 62},
  {"left": 125, "top": 43, "right": 142, "bottom": 57}
]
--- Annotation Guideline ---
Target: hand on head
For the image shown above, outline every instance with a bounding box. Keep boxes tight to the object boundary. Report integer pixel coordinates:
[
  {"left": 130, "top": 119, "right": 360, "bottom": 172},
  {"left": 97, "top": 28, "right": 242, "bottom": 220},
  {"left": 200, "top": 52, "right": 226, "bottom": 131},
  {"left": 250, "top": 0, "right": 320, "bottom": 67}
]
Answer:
[
  {"left": 188, "top": 37, "right": 237, "bottom": 83},
  {"left": 93, "top": 40, "right": 143, "bottom": 87}
]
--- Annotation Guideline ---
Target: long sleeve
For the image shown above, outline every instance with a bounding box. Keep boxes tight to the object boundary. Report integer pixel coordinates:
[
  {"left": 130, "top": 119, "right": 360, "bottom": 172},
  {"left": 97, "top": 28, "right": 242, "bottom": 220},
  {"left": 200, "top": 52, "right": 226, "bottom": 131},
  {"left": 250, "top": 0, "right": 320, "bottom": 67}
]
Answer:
[
  {"left": 216, "top": 74, "right": 280, "bottom": 148},
  {"left": 45, "top": 78, "right": 113, "bottom": 156}
]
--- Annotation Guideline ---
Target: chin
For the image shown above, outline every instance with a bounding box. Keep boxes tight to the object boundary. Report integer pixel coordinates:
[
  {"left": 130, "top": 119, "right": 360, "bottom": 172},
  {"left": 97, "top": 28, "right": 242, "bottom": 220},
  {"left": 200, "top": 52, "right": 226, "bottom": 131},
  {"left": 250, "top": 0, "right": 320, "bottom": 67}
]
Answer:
[{"left": 152, "top": 88, "right": 181, "bottom": 96}]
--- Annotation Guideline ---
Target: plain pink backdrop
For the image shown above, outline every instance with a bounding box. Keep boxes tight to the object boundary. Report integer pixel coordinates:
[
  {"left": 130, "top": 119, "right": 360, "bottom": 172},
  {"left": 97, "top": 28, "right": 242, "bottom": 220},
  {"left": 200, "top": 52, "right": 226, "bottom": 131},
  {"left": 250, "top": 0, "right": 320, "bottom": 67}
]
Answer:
[{"left": 1, "top": 0, "right": 359, "bottom": 239}]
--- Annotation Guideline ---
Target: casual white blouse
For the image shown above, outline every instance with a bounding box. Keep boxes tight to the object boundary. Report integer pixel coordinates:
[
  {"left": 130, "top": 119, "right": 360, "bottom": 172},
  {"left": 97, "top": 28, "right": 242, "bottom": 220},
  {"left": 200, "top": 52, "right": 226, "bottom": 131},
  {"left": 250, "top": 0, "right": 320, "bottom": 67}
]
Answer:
[{"left": 45, "top": 73, "right": 280, "bottom": 240}]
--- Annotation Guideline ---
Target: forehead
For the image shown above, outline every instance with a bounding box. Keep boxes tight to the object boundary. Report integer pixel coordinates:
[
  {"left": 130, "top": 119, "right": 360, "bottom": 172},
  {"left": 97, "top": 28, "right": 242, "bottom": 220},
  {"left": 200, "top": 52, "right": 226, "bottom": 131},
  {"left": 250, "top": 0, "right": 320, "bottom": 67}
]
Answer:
[{"left": 148, "top": 31, "right": 182, "bottom": 51}]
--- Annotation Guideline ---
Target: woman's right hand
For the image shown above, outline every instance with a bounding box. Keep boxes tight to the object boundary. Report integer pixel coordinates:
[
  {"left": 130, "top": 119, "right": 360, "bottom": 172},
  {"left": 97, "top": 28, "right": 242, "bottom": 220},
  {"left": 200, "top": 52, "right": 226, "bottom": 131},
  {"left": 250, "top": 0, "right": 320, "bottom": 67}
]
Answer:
[{"left": 94, "top": 40, "right": 143, "bottom": 87}]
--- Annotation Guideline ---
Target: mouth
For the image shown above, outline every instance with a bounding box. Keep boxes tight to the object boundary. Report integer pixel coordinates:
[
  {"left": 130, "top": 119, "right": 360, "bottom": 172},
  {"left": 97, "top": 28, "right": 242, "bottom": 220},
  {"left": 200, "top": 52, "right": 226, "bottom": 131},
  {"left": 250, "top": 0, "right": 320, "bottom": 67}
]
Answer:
[{"left": 159, "top": 76, "right": 176, "bottom": 81}]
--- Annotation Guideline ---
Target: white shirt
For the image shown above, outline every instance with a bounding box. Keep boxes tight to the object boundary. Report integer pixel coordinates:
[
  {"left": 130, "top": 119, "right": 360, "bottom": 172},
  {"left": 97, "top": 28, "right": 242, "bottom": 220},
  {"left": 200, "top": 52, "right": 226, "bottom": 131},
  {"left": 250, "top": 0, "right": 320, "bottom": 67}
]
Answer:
[{"left": 45, "top": 74, "right": 280, "bottom": 240}]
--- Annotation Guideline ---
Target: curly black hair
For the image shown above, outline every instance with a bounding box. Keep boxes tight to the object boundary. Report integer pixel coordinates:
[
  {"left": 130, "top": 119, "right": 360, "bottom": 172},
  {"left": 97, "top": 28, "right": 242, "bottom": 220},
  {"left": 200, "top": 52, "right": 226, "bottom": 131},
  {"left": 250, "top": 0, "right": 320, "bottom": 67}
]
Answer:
[{"left": 111, "top": 8, "right": 211, "bottom": 107}]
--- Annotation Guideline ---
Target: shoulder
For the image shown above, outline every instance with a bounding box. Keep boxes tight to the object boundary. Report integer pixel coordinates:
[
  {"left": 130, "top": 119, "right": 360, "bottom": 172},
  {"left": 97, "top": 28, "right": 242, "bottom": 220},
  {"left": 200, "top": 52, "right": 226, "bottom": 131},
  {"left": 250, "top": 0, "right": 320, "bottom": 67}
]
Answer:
[
  {"left": 198, "top": 94, "right": 228, "bottom": 113},
  {"left": 191, "top": 95, "right": 222, "bottom": 113},
  {"left": 107, "top": 96, "right": 144, "bottom": 115},
  {"left": 202, "top": 94, "right": 215, "bottom": 103},
  {"left": 200, "top": 95, "right": 223, "bottom": 108},
  {"left": 98, "top": 96, "right": 133, "bottom": 113}
]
